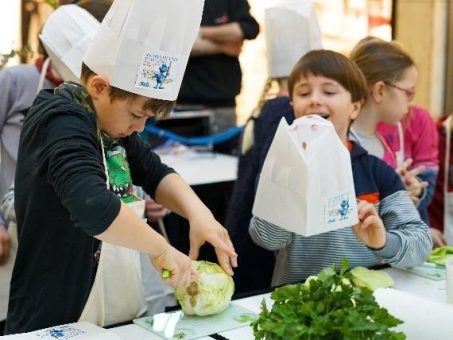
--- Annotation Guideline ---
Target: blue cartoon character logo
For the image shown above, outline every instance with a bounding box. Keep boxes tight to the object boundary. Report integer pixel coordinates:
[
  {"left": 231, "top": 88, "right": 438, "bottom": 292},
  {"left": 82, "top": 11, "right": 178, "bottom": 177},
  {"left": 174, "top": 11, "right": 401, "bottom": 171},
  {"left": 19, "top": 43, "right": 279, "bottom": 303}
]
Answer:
[
  {"left": 136, "top": 52, "right": 177, "bottom": 90},
  {"left": 337, "top": 199, "right": 350, "bottom": 220},
  {"left": 153, "top": 62, "right": 171, "bottom": 89},
  {"left": 49, "top": 328, "right": 65, "bottom": 338}
]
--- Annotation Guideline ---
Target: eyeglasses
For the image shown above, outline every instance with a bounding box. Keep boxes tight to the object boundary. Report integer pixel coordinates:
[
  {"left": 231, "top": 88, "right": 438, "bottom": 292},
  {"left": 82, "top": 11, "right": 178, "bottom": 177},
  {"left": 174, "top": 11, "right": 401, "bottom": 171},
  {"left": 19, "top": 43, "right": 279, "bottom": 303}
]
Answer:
[{"left": 384, "top": 82, "right": 416, "bottom": 101}]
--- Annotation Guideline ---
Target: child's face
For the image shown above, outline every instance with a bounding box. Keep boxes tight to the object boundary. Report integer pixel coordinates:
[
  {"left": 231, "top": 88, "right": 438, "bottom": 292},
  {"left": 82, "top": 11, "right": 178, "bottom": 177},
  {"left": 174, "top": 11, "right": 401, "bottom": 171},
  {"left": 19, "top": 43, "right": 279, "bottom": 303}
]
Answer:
[
  {"left": 378, "top": 65, "right": 418, "bottom": 124},
  {"left": 291, "top": 73, "right": 361, "bottom": 143},
  {"left": 96, "top": 94, "right": 154, "bottom": 138},
  {"left": 88, "top": 76, "right": 156, "bottom": 138}
]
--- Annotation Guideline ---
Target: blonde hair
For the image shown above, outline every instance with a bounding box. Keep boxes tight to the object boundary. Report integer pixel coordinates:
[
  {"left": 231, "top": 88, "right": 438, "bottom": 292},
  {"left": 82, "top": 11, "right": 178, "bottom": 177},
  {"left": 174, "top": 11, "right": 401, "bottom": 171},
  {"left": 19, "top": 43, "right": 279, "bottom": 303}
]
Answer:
[{"left": 350, "top": 36, "right": 415, "bottom": 86}]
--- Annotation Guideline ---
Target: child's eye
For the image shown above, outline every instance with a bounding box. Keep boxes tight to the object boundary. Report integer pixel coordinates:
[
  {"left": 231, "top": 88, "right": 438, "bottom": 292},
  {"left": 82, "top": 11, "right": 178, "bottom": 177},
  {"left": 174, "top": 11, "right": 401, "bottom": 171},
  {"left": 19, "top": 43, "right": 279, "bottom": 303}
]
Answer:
[
  {"left": 130, "top": 112, "right": 141, "bottom": 119},
  {"left": 298, "top": 92, "right": 310, "bottom": 97},
  {"left": 324, "top": 91, "right": 336, "bottom": 95}
]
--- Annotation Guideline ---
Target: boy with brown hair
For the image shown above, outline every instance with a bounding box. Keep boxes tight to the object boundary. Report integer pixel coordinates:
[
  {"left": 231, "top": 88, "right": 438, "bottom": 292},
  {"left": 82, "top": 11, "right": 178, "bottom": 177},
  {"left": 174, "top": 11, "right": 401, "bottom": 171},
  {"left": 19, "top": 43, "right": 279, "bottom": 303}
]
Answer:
[
  {"left": 6, "top": 0, "right": 237, "bottom": 334},
  {"left": 250, "top": 50, "right": 431, "bottom": 286}
]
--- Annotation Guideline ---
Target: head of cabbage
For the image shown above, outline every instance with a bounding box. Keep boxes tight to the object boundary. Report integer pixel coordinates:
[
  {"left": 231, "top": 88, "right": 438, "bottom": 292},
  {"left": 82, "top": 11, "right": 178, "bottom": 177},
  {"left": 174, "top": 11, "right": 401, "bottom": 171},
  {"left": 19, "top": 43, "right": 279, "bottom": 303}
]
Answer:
[{"left": 174, "top": 261, "right": 234, "bottom": 316}]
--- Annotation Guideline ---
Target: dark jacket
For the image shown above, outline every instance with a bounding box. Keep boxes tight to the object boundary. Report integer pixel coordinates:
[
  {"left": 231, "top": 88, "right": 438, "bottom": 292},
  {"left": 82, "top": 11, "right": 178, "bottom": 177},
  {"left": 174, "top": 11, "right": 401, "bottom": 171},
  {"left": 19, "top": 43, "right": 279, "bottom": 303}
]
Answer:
[
  {"left": 178, "top": 0, "right": 259, "bottom": 106},
  {"left": 5, "top": 89, "right": 174, "bottom": 333}
]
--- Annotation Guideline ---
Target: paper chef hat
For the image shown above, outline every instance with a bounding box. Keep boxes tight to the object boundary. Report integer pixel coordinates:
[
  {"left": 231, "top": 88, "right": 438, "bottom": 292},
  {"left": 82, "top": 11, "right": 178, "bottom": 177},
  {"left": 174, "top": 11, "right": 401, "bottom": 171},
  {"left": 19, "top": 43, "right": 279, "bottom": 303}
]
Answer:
[
  {"left": 265, "top": 0, "right": 323, "bottom": 78},
  {"left": 83, "top": 0, "right": 204, "bottom": 101},
  {"left": 40, "top": 5, "right": 100, "bottom": 83}
]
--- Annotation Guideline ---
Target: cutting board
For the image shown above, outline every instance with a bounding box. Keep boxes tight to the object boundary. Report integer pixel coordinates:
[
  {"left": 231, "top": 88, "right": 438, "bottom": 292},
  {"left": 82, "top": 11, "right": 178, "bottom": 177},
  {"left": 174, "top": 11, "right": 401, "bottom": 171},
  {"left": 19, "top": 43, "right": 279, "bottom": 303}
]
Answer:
[
  {"left": 374, "top": 288, "right": 453, "bottom": 339},
  {"left": 134, "top": 303, "right": 257, "bottom": 339}
]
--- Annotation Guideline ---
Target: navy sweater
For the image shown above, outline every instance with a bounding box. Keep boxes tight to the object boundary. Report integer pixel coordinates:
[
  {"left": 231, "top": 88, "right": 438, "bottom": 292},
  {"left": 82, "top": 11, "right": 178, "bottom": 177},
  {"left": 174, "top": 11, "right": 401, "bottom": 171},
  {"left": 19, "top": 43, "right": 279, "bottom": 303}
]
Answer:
[{"left": 250, "top": 142, "right": 433, "bottom": 286}]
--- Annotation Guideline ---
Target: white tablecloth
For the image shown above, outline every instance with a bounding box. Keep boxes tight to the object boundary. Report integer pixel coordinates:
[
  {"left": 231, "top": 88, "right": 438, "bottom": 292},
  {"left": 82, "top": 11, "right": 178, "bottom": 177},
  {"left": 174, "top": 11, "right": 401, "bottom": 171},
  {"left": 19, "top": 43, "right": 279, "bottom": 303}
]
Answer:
[
  {"left": 158, "top": 150, "right": 237, "bottom": 186},
  {"left": 110, "top": 267, "right": 453, "bottom": 340}
]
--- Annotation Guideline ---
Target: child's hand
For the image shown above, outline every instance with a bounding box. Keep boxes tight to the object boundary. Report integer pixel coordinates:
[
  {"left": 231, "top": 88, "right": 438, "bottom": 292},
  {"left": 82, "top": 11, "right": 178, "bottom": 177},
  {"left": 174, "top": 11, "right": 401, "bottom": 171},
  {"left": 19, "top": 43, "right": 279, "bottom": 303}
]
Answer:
[
  {"left": 397, "top": 158, "right": 428, "bottom": 203},
  {"left": 0, "top": 224, "right": 10, "bottom": 265},
  {"left": 145, "top": 198, "right": 170, "bottom": 222},
  {"left": 430, "top": 228, "right": 447, "bottom": 248},
  {"left": 150, "top": 245, "right": 197, "bottom": 289},
  {"left": 353, "top": 201, "right": 386, "bottom": 249},
  {"left": 188, "top": 216, "right": 238, "bottom": 276}
]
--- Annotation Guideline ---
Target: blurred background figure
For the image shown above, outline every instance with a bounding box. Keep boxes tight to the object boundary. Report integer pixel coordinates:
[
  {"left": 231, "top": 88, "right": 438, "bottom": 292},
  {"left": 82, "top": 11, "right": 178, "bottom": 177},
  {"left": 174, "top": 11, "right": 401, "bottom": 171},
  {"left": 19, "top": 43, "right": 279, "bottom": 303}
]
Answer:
[{"left": 175, "top": 0, "right": 259, "bottom": 154}]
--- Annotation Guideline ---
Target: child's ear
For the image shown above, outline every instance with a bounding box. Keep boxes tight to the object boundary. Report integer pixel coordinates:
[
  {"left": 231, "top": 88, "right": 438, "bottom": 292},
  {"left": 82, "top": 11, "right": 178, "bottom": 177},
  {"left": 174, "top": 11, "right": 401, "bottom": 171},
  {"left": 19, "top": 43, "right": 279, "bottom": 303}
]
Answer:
[
  {"left": 350, "top": 100, "right": 362, "bottom": 120},
  {"left": 87, "top": 75, "right": 110, "bottom": 99},
  {"left": 370, "top": 81, "right": 386, "bottom": 103}
]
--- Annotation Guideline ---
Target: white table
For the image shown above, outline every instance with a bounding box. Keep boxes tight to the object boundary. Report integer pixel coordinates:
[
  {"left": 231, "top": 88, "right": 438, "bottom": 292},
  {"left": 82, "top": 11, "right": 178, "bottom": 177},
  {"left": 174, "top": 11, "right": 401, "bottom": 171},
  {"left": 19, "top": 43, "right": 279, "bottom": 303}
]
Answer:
[
  {"left": 158, "top": 149, "right": 238, "bottom": 186},
  {"left": 110, "top": 267, "right": 453, "bottom": 339}
]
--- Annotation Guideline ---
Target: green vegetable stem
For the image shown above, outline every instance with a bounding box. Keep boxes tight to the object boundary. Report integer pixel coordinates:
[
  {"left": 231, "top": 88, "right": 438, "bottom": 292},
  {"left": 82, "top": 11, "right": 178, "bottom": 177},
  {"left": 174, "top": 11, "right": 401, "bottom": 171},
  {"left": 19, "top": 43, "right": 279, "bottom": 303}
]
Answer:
[{"left": 161, "top": 269, "right": 172, "bottom": 279}]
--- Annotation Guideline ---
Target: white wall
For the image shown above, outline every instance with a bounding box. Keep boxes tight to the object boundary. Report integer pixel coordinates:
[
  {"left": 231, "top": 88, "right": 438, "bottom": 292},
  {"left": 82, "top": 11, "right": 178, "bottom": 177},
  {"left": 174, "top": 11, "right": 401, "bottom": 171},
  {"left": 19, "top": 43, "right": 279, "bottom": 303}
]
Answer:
[{"left": 0, "top": 0, "right": 21, "bottom": 66}]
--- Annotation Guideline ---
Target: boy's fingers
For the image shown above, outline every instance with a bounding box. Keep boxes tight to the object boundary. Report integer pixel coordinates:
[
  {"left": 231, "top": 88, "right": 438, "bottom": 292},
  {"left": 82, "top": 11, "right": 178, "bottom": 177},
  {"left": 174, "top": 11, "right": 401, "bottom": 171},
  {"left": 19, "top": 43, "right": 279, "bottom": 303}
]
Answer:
[
  {"left": 215, "top": 248, "right": 235, "bottom": 275},
  {"left": 215, "top": 238, "right": 238, "bottom": 260},
  {"left": 189, "top": 245, "right": 200, "bottom": 261},
  {"left": 357, "top": 201, "right": 376, "bottom": 220}
]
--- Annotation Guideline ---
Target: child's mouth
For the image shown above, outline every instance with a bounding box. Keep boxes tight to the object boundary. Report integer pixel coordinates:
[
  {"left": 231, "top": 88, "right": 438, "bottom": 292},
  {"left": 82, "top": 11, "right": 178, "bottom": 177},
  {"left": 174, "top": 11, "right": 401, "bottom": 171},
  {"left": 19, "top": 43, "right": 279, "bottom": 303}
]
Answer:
[{"left": 309, "top": 112, "right": 330, "bottom": 120}]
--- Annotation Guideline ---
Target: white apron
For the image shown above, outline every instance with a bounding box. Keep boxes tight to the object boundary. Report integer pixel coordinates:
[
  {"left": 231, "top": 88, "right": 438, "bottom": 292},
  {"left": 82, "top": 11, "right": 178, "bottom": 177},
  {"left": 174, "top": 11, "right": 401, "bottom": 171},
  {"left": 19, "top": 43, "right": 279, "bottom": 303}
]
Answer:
[
  {"left": 78, "top": 141, "right": 147, "bottom": 327},
  {"left": 443, "top": 116, "right": 453, "bottom": 245}
]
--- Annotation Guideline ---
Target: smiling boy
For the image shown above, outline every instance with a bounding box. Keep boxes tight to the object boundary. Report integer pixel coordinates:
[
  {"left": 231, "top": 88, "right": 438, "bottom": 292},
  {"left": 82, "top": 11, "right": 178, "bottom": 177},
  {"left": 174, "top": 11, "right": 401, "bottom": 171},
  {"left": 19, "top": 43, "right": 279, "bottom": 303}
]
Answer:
[{"left": 249, "top": 50, "right": 432, "bottom": 286}]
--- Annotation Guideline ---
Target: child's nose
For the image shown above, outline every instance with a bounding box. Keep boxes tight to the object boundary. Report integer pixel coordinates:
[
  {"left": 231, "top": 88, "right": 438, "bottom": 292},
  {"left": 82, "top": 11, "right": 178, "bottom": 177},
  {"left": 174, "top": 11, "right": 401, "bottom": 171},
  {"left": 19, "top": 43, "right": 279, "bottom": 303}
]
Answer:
[
  {"left": 132, "top": 120, "right": 147, "bottom": 133},
  {"left": 309, "top": 92, "right": 322, "bottom": 105}
]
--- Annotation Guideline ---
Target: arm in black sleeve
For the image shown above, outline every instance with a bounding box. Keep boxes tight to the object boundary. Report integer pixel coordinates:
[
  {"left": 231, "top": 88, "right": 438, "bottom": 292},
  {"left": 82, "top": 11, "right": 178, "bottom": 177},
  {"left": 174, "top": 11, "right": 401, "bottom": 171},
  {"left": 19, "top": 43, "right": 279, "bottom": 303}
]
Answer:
[
  {"left": 39, "top": 112, "right": 121, "bottom": 236},
  {"left": 230, "top": 0, "right": 259, "bottom": 40}
]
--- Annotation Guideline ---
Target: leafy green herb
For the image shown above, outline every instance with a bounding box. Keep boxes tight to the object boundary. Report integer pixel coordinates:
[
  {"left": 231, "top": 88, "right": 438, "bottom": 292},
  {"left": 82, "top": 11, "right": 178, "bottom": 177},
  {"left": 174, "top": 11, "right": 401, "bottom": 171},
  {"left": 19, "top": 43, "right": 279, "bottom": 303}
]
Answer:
[{"left": 251, "top": 259, "right": 405, "bottom": 339}]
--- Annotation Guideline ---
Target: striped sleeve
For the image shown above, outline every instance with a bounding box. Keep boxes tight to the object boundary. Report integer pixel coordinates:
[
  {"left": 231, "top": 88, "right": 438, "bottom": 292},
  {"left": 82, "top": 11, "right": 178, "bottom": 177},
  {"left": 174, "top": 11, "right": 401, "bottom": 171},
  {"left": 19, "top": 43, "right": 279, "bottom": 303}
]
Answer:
[
  {"left": 249, "top": 216, "right": 292, "bottom": 251},
  {"left": 375, "top": 190, "right": 432, "bottom": 267}
]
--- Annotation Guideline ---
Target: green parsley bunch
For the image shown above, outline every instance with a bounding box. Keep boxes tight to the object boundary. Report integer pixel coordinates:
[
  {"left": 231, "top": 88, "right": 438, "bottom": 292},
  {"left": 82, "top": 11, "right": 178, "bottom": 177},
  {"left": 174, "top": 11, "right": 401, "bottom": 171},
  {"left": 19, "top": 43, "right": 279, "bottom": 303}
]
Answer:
[{"left": 252, "top": 259, "right": 405, "bottom": 339}]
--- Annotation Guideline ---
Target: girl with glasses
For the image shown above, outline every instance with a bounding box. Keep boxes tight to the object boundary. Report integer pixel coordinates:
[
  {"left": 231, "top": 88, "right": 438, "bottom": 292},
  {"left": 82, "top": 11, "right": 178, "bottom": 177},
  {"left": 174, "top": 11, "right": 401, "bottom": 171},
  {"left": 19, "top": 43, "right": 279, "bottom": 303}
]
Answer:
[{"left": 349, "top": 36, "right": 440, "bottom": 247}]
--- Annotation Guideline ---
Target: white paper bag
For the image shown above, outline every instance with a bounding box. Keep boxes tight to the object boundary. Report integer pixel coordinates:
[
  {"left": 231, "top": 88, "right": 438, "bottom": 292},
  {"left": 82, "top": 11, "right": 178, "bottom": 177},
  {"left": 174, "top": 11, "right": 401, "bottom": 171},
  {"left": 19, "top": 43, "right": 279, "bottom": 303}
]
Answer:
[
  {"left": 253, "top": 115, "right": 358, "bottom": 236},
  {"left": 265, "top": 0, "right": 323, "bottom": 78}
]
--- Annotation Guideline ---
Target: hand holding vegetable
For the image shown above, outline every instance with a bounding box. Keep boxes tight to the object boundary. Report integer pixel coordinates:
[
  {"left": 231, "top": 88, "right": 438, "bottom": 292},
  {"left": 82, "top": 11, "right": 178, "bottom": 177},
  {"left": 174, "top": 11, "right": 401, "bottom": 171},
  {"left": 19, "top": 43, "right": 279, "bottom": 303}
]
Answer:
[
  {"left": 353, "top": 200, "right": 386, "bottom": 249},
  {"left": 150, "top": 244, "right": 197, "bottom": 289},
  {"left": 188, "top": 215, "right": 237, "bottom": 275},
  {"left": 175, "top": 261, "right": 234, "bottom": 316}
]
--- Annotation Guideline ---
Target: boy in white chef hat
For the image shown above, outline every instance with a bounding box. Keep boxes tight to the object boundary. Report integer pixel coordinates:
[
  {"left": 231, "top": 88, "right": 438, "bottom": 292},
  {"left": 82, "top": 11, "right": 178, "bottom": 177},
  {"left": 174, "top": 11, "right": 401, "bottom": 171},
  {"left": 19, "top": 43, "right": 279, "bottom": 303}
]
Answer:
[
  {"left": 0, "top": 2, "right": 112, "bottom": 332},
  {"left": 5, "top": 0, "right": 237, "bottom": 334}
]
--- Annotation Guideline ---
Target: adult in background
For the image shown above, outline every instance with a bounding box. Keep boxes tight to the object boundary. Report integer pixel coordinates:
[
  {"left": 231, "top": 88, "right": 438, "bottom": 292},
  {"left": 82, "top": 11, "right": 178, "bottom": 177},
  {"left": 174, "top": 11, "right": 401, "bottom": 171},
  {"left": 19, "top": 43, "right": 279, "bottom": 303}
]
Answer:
[{"left": 176, "top": 0, "right": 259, "bottom": 149}]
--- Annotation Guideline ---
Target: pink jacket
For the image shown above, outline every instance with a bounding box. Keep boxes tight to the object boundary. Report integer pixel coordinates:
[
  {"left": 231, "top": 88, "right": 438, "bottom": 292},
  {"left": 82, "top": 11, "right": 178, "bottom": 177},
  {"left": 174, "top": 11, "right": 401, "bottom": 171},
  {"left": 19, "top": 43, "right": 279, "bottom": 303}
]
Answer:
[{"left": 377, "top": 105, "right": 439, "bottom": 170}]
